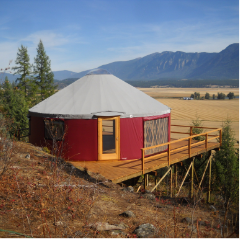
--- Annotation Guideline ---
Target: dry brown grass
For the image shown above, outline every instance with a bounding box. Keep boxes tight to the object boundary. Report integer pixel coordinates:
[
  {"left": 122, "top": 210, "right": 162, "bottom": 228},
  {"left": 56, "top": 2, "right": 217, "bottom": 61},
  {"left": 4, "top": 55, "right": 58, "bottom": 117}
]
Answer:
[
  {"left": 0, "top": 141, "right": 233, "bottom": 238},
  {"left": 140, "top": 87, "right": 239, "bottom": 99},
  {"left": 140, "top": 88, "right": 239, "bottom": 141}
]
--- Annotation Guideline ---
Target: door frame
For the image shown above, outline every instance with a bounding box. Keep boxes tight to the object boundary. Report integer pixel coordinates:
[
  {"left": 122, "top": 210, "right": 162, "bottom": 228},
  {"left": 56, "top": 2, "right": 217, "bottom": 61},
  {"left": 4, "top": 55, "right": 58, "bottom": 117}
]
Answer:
[{"left": 97, "top": 116, "right": 120, "bottom": 160}]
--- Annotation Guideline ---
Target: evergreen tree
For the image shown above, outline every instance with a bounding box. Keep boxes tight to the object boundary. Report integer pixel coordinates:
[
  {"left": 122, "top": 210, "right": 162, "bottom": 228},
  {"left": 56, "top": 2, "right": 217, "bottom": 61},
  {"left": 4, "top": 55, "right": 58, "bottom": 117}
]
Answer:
[
  {"left": 1, "top": 77, "right": 28, "bottom": 137},
  {"left": 194, "top": 92, "right": 200, "bottom": 100},
  {"left": 205, "top": 92, "right": 210, "bottom": 99},
  {"left": 227, "top": 92, "right": 235, "bottom": 99},
  {"left": 217, "top": 92, "right": 225, "bottom": 99},
  {"left": 191, "top": 116, "right": 204, "bottom": 140},
  {"left": 213, "top": 121, "right": 239, "bottom": 208},
  {"left": 12, "top": 45, "right": 32, "bottom": 98},
  {"left": 33, "top": 40, "right": 56, "bottom": 102}
]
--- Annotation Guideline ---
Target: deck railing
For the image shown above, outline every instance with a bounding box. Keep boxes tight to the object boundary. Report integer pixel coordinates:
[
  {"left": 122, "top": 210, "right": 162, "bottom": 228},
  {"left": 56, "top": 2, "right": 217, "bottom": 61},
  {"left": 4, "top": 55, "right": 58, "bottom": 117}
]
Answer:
[{"left": 141, "top": 125, "right": 222, "bottom": 174}]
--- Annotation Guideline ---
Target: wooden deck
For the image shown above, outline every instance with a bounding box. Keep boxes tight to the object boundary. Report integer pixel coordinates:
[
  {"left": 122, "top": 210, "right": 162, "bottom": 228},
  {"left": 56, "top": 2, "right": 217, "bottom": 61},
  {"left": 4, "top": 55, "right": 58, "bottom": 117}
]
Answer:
[{"left": 70, "top": 126, "right": 221, "bottom": 183}]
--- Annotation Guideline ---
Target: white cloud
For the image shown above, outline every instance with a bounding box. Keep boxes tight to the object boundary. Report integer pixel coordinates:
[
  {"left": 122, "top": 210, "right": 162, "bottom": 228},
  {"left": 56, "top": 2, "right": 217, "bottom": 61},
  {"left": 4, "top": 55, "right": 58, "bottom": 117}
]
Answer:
[
  {"left": 22, "top": 30, "right": 70, "bottom": 48},
  {"left": 0, "top": 42, "right": 20, "bottom": 70}
]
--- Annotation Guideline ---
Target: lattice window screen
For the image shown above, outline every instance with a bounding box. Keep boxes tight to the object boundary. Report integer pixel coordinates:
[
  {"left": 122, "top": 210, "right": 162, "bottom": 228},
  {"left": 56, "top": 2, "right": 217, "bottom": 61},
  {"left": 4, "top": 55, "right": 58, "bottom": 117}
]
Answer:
[{"left": 144, "top": 117, "right": 168, "bottom": 155}]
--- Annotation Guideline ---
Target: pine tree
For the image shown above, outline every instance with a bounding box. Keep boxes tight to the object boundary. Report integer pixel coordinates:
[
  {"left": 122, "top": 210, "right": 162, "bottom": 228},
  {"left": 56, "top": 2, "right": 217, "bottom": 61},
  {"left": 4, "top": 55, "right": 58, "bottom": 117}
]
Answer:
[
  {"left": 12, "top": 45, "right": 32, "bottom": 98},
  {"left": 33, "top": 40, "right": 56, "bottom": 102},
  {"left": 227, "top": 92, "right": 235, "bottom": 99},
  {"left": 1, "top": 77, "right": 28, "bottom": 137},
  {"left": 213, "top": 120, "right": 239, "bottom": 208},
  {"left": 205, "top": 92, "right": 210, "bottom": 99}
]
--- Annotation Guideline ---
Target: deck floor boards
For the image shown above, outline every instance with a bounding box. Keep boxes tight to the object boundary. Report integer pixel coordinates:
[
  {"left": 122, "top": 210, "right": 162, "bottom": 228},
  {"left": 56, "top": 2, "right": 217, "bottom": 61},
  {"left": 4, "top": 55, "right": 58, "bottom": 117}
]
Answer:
[{"left": 69, "top": 138, "right": 220, "bottom": 183}]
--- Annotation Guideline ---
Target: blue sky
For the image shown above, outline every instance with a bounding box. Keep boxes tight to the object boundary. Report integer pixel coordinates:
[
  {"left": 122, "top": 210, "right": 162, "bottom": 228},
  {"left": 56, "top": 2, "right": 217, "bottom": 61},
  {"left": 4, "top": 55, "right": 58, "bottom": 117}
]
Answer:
[{"left": 0, "top": 0, "right": 239, "bottom": 72}]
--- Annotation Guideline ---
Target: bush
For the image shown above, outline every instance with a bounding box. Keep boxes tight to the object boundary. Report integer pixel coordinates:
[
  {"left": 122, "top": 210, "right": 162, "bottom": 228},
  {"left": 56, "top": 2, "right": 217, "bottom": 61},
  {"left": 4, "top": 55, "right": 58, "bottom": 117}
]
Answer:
[
  {"left": 191, "top": 117, "right": 204, "bottom": 141},
  {"left": 213, "top": 120, "right": 239, "bottom": 207},
  {"left": 0, "top": 113, "right": 14, "bottom": 178},
  {"left": 42, "top": 146, "right": 50, "bottom": 154}
]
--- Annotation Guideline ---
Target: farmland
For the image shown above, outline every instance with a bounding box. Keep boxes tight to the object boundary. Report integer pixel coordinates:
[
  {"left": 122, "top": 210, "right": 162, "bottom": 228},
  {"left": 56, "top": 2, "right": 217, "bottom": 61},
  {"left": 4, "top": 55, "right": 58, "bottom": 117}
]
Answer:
[
  {"left": 140, "top": 88, "right": 239, "bottom": 141},
  {"left": 140, "top": 87, "right": 239, "bottom": 99}
]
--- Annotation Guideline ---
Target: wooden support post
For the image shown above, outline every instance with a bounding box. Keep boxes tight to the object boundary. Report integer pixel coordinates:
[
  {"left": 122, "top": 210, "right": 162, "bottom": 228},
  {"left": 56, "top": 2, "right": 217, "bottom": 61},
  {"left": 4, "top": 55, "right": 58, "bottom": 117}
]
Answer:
[
  {"left": 176, "top": 161, "right": 193, "bottom": 197},
  {"left": 168, "top": 144, "right": 171, "bottom": 166},
  {"left": 141, "top": 149, "right": 144, "bottom": 175},
  {"left": 194, "top": 167, "right": 199, "bottom": 184},
  {"left": 188, "top": 137, "right": 191, "bottom": 157},
  {"left": 190, "top": 126, "right": 193, "bottom": 136},
  {"left": 144, "top": 174, "right": 146, "bottom": 189},
  {"left": 196, "top": 158, "right": 210, "bottom": 194},
  {"left": 155, "top": 175, "right": 157, "bottom": 186},
  {"left": 144, "top": 173, "right": 148, "bottom": 187},
  {"left": 208, "top": 156, "right": 212, "bottom": 203},
  {"left": 170, "top": 165, "right": 173, "bottom": 197},
  {"left": 151, "top": 167, "right": 171, "bottom": 192},
  {"left": 137, "top": 185, "right": 142, "bottom": 193},
  {"left": 191, "top": 158, "right": 194, "bottom": 198}
]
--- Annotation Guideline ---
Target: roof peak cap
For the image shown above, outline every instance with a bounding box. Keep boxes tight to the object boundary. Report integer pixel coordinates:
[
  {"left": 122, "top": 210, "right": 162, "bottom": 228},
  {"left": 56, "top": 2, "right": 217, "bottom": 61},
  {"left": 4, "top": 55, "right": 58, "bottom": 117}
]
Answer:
[{"left": 86, "top": 68, "right": 111, "bottom": 75}]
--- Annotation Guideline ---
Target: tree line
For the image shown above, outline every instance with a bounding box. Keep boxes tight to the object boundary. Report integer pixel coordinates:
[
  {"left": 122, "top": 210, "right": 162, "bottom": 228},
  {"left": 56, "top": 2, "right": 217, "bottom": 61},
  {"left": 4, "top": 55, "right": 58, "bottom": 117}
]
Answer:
[
  {"left": 0, "top": 40, "right": 56, "bottom": 137},
  {"left": 190, "top": 92, "right": 235, "bottom": 100},
  {"left": 128, "top": 79, "right": 239, "bottom": 88}
]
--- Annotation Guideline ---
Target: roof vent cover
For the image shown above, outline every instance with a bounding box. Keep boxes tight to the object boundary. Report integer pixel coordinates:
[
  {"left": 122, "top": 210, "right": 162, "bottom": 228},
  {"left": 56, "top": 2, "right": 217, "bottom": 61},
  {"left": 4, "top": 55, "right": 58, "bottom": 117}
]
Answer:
[{"left": 86, "top": 68, "right": 111, "bottom": 75}]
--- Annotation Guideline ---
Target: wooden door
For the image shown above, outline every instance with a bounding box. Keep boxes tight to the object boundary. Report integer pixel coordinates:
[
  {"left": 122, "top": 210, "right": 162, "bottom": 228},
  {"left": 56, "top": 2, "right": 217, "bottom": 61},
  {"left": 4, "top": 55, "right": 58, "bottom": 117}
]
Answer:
[{"left": 98, "top": 116, "right": 120, "bottom": 160}]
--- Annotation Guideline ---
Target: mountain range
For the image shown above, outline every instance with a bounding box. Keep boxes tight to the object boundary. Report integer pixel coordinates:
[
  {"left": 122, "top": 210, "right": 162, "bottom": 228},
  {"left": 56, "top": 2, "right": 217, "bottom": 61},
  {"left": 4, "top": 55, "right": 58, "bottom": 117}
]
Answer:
[{"left": 1, "top": 43, "right": 238, "bottom": 83}]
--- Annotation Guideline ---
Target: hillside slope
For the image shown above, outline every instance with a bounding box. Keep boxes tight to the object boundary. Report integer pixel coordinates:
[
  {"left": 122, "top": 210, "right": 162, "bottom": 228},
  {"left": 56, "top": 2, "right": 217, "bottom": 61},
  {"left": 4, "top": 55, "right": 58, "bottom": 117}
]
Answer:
[
  {"left": 0, "top": 140, "right": 236, "bottom": 238},
  {"left": 187, "top": 43, "right": 239, "bottom": 79}
]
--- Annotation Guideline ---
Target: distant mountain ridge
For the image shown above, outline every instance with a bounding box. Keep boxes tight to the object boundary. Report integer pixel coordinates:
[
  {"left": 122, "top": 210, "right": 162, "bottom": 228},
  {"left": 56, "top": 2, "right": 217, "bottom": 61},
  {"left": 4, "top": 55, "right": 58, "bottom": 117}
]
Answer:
[
  {"left": 1, "top": 43, "right": 238, "bottom": 83},
  {"left": 66, "top": 43, "right": 239, "bottom": 81},
  {"left": 52, "top": 70, "right": 77, "bottom": 81}
]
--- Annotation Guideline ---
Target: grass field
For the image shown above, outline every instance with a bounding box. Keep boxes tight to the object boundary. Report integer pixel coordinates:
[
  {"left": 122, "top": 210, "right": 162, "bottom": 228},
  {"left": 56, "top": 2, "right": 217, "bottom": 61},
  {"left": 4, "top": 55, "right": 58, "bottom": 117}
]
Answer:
[
  {"left": 140, "top": 88, "right": 239, "bottom": 141},
  {"left": 140, "top": 87, "right": 239, "bottom": 99}
]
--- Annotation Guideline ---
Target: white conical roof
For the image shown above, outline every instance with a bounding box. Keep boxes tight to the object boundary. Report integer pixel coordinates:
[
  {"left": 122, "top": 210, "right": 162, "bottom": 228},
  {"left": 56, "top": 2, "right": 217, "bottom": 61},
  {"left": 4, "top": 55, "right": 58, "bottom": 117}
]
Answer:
[{"left": 29, "top": 70, "right": 170, "bottom": 119}]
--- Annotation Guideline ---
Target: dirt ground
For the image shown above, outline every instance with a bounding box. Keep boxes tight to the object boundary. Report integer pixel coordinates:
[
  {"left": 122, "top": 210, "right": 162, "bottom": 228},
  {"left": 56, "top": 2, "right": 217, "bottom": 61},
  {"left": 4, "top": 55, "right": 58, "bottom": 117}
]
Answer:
[{"left": 0, "top": 141, "right": 237, "bottom": 238}]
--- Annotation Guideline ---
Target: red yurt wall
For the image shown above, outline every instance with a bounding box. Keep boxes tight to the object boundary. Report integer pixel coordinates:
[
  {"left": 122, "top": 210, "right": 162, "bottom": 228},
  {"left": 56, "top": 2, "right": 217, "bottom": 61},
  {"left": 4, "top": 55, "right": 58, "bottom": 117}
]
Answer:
[
  {"left": 64, "top": 119, "right": 98, "bottom": 161},
  {"left": 29, "top": 116, "right": 98, "bottom": 161},
  {"left": 29, "top": 113, "right": 170, "bottom": 162},
  {"left": 119, "top": 113, "right": 170, "bottom": 160},
  {"left": 120, "top": 118, "right": 143, "bottom": 160}
]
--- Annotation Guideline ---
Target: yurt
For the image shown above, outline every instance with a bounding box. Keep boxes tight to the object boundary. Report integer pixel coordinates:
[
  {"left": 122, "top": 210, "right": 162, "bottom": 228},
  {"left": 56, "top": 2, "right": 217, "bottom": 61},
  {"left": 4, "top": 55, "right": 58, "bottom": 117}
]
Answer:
[{"left": 28, "top": 69, "right": 171, "bottom": 161}]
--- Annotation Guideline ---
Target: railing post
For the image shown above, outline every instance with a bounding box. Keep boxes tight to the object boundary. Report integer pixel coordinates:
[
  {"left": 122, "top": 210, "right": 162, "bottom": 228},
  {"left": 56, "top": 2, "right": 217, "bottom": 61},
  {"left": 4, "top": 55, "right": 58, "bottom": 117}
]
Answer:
[
  {"left": 168, "top": 143, "right": 171, "bottom": 166},
  {"left": 188, "top": 137, "right": 191, "bottom": 157},
  {"left": 205, "top": 133, "right": 208, "bottom": 151},
  {"left": 141, "top": 149, "right": 145, "bottom": 175},
  {"left": 190, "top": 126, "right": 193, "bottom": 136}
]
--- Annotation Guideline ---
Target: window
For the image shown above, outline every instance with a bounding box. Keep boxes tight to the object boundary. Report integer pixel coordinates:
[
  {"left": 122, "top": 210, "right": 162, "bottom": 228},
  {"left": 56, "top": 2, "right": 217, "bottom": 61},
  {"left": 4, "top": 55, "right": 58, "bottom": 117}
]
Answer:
[
  {"left": 44, "top": 120, "right": 64, "bottom": 141},
  {"left": 144, "top": 117, "right": 168, "bottom": 155}
]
